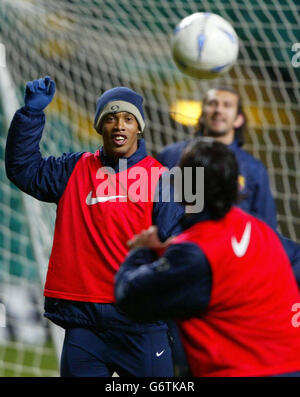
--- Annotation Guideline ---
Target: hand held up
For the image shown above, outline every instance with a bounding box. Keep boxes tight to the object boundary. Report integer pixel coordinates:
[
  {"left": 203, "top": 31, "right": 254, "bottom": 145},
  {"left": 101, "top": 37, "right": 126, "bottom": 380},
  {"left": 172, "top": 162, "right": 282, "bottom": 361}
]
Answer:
[{"left": 24, "top": 76, "right": 56, "bottom": 112}]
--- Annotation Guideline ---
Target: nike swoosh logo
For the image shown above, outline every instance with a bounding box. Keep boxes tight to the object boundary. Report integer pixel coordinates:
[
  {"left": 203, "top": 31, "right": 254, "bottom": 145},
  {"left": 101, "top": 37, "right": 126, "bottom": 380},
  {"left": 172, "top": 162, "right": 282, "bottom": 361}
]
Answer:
[
  {"left": 156, "top": 350, "right": 165, "bottom": 357},
  {"left": 231, "top": 221, "right": 251, "bottom": 257},
  {"left": 86, "top": 191, "right": 127, "bottom": 205}
]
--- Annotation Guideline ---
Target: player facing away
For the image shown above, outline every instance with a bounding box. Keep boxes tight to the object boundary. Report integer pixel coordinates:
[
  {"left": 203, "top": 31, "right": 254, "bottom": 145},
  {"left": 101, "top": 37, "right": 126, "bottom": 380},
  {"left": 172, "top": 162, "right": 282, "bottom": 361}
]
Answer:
[
  {"left": 5, "top": 76, "right": 185, "bottom": 377},
  {"left": 157, "top": 87, "right": 277, "bottom": 230},
  {"left": 115, "top": 139, "right": 300, "bottom": 377},
  {"left": 157, "top": 87, "right": 279, "bottom": 377}
]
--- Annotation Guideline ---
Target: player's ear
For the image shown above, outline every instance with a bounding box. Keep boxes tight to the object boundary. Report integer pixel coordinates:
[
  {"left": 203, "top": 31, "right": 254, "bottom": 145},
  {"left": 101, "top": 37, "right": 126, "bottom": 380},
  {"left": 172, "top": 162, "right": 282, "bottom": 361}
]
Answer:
[{"left": 233, "top": 113, "right": 245, "bottom": 129}]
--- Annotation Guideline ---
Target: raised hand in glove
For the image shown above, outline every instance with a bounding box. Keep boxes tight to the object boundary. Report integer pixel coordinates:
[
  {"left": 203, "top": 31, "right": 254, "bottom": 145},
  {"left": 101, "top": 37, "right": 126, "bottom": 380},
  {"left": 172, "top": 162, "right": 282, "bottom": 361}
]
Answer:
[{"left": 24, "top": 76, "right": 55, "bottom": 112}]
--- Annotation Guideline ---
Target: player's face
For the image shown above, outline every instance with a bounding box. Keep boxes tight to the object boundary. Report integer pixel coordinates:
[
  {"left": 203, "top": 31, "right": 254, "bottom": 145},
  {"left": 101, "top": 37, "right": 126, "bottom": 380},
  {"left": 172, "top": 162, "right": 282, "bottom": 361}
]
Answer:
[
  {"left": 101, "top": 112, "right": 140, "bottom": 158},
  {"left": 201, "top": 90, "right": 240, "bottom": 140}
]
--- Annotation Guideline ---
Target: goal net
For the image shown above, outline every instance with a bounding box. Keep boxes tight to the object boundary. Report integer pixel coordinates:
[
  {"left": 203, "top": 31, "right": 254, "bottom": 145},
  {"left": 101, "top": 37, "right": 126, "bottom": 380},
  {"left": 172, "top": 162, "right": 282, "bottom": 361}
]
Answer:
[{"left": 0, "top": 0, "right": 299, "bottom": 376}]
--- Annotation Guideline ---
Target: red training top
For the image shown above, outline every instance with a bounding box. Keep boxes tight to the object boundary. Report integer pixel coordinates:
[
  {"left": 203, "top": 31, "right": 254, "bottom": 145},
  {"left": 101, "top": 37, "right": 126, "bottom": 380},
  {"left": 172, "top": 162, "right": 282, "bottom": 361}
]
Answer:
[
  {"left": 44, "top": 150, "right": 165, "bottom": 302},
  {"left": 174, "top": 207, "right": 300, "bottom": 377}
]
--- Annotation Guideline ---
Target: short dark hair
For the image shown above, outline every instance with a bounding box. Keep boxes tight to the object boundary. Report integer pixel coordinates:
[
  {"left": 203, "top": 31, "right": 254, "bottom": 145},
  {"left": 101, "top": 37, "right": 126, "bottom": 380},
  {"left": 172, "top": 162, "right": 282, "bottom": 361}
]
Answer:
[
  {"left": 195, "top": 87, "right": 247, "bottom": 147},
  {"left": 178, "top": 138, "right": 239, "bottom": 220}
]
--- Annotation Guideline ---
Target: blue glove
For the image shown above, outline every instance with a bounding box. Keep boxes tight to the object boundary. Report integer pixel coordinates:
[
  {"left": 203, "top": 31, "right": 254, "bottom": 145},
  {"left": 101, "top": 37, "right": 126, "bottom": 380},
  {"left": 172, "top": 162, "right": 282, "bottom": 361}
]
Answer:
[{"left": 24, "top": 76, "right": 55, "bottom": 112}]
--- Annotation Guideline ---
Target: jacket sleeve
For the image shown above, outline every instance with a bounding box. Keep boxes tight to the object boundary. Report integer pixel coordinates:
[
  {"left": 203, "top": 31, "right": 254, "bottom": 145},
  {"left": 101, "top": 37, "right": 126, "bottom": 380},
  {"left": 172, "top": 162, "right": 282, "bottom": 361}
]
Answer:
[
  {"left": 5, "top": 107, "right": 84, "bottom": 203},
  {"left": 279, "top": 234, "right": 300, "bottom": 287},
  {"left": 156, "top": 146, "right": 175, "bottom": 169},
  {"left": 115, "top": 242, "right": 212, "bottom": 322},
  {"left": 156, "top": 141, "right": 190, "bottom": 170},
  {"left": 252, "top": 163, "right": 277, "bottom": 230},
  {"left": 152, "top": 171, "right": 185, "bottom": 241}
]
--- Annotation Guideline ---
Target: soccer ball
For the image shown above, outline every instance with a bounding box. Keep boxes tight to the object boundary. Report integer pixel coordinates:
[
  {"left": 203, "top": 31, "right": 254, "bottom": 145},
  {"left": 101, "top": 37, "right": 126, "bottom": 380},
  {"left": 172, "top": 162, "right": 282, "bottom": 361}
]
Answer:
[{"left": 171, "top": 12, "right": 239, "bottom": 79}]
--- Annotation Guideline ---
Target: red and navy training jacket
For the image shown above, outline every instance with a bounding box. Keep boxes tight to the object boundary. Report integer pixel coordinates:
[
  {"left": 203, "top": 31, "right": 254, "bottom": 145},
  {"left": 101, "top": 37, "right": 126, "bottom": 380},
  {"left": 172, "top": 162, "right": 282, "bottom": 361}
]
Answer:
[
  {"left": 5, "top": 107, "right": 184, "bottom": 327},
  {"left": 115, "top": 207, "right": 300, "bottom": 376},
  {"left": 45, "top": 151, "right": 166, "bottom": 302}
]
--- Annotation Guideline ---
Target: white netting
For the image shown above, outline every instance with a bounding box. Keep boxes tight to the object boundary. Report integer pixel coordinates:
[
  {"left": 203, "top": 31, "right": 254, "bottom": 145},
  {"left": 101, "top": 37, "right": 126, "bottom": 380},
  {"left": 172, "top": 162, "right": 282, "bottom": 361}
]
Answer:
[{"left": 0, "top": 0, "right": 299, "bottom": 376}]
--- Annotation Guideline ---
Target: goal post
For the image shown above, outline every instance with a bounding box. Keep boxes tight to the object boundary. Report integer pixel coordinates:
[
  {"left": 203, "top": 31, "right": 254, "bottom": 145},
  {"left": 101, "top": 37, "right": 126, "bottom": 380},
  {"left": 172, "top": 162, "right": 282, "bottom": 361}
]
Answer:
[
  {"left": 0, "top": 53, "right": 61, "bottom": 377},
  {"left": 0, "top": 0, "right": 299, "bottom": 376}
]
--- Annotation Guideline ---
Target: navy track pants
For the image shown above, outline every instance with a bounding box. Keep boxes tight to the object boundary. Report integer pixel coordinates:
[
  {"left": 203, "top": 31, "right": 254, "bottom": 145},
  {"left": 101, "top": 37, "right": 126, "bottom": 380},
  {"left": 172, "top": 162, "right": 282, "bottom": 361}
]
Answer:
[{"left": 60, "top": 327, "right": 173, "bottom": 377}]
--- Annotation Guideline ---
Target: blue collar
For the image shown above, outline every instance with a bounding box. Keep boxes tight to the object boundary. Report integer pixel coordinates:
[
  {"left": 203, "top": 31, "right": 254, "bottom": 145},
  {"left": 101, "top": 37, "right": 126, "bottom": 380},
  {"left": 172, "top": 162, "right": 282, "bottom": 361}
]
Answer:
[
  {"left": 228, "top": 139, "right": 239, "bottom": 150},
  {"left": 100, "top": 138, "right": 148, "bottom": 172},
  {"left": 181, "top": 209, "right": 212, "bottom": 230}
]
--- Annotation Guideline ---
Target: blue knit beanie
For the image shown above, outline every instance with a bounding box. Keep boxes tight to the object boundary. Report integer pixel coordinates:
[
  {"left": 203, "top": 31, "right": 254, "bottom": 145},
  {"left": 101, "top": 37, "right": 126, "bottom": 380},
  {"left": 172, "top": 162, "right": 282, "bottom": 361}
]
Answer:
[{"left": 94, "top": 87, "right": 145, "bottom": 133}]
